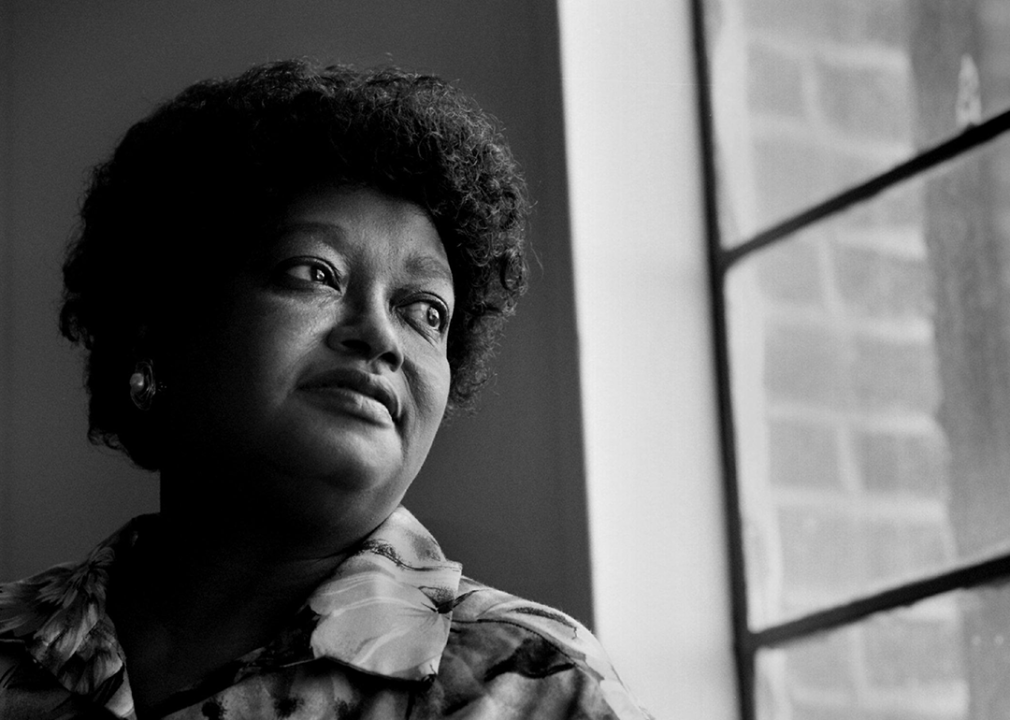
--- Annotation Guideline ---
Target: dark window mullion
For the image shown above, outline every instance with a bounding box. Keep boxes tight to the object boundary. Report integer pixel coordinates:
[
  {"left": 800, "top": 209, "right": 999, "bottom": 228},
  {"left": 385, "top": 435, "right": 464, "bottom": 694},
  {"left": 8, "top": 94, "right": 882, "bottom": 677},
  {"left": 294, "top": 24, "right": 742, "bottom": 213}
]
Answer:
[
  {"left": 689, "top": 2, "right": 755, "bottom": 719},
  {"left": 745, "top": 549, "right": 1010, "bottom": 652},
  {"left": 718, "top": 106, "right": 1010, "bottom": 274}
]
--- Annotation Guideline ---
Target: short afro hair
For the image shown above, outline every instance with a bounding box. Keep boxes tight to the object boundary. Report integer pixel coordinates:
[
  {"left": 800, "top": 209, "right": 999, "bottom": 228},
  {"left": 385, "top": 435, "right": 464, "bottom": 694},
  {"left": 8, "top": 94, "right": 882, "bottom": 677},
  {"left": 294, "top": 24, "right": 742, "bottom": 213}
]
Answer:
[{"left": 59, "top": 59, "right": 529, "bottom": 470}]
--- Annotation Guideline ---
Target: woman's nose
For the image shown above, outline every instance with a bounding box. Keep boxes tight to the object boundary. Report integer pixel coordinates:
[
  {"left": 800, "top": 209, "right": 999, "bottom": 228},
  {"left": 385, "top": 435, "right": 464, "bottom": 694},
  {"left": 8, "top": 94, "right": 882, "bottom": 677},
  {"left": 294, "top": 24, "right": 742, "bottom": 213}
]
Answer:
[{"left": 325, "top": 295, "right": 405, "bottom": 370}]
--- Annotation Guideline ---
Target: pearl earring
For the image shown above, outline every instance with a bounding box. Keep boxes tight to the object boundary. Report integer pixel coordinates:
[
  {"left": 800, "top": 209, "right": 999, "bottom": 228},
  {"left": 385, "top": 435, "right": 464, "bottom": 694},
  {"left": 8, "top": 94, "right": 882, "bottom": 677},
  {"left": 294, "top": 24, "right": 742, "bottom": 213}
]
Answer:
[{"left": 129, "top": 359, "right": 158, "bottom": 411}]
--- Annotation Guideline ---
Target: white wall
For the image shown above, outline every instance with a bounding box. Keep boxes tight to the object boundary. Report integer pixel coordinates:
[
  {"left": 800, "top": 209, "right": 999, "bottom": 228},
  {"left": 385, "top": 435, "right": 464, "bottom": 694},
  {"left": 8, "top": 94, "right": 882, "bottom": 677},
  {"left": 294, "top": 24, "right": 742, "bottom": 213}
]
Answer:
[{"left": 559, "top": 1, "right": 739, "bottom": 715}]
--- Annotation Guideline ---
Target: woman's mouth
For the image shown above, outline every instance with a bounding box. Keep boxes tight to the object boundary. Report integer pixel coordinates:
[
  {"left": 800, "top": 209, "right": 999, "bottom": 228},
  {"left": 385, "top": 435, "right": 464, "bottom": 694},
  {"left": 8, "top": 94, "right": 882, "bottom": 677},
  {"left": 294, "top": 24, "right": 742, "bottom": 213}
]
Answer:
[{"left": 299, "top": 368, "right": 400, "bottom": 426}]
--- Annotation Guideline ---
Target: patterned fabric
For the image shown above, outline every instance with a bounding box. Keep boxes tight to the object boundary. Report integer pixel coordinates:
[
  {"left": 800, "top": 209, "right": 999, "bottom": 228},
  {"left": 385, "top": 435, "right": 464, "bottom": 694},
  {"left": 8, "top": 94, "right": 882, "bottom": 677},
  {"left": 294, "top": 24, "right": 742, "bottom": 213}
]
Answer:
[{"left": 0, "top": 508, "right": 653, "bottom": 719}]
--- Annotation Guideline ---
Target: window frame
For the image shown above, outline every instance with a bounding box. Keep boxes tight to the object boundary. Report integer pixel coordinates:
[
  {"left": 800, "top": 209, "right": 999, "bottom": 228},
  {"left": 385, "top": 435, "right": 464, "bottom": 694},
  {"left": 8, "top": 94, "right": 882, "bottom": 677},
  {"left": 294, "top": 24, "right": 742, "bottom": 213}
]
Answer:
[{"left": 688, "top": 0, "right": 1010, "bottom": 717}]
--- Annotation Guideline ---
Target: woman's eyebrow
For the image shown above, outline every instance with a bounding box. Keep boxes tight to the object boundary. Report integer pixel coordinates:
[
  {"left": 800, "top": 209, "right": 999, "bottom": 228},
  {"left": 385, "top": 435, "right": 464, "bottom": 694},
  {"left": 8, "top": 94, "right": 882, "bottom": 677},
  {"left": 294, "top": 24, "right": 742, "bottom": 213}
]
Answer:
[
  {"left": 275, "top": 222, "right": 452, "bottom": 283},
  {"left": 274, "top": 221, "right": 345, "bottom": 244},
  {"left": 405, "top": 254, "right": 454, "bottom": 288}
]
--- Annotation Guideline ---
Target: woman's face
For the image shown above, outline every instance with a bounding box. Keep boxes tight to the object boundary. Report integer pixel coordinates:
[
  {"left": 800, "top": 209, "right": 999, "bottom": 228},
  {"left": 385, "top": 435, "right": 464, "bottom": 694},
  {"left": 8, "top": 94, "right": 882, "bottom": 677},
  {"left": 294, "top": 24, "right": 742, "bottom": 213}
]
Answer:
[{"left": 165, "top": 186, "right": 453, "bottom": 530}]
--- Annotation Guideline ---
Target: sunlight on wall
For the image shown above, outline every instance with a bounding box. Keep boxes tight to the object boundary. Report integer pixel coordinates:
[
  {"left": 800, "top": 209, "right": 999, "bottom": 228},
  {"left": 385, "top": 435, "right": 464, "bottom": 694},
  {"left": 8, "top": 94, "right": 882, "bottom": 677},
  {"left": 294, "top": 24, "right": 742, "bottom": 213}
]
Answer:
[{"left": 559, "top": 0, "right": 738, "bottom": 715}]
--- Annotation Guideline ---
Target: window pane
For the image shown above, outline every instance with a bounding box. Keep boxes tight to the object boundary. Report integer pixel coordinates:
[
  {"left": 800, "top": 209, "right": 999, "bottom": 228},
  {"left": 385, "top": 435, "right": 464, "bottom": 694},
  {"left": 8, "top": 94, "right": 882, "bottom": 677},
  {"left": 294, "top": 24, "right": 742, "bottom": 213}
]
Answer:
[
  {"left": 727, "top": 132, "right": 1010, "bottom": 627},
  {"left": 755, "top": 582, "right": 1010, "bottom": 720},
  {"left": 704, "top": 0, "right": 1010, "bottom": 244}
]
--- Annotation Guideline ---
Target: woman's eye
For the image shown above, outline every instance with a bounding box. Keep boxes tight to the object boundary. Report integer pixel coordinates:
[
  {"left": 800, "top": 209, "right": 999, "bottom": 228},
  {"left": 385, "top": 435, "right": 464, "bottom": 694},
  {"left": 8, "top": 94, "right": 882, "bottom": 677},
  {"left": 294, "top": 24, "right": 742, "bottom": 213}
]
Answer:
[
  {"left": 404, "top": 299, "right": 449, "bottom": 335},
  {"left": 276, "top": 259, "right": 337, "bottom": 288},
  {"left": 424, "top": 304, "right": 444, "bottom": 329}
]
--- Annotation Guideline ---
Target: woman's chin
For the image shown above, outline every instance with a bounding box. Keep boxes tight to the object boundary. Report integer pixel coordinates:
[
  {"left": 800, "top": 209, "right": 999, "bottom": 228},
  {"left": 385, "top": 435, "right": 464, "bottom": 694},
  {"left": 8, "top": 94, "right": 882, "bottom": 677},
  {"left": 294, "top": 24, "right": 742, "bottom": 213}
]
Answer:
[{"left": 270, "top": 420, "right": 408, "bottom": 492}]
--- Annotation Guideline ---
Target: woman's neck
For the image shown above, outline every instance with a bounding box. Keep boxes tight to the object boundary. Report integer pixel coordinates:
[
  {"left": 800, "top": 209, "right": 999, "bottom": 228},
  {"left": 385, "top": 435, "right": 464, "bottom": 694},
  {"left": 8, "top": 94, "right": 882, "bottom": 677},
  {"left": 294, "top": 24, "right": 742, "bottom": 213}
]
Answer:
[
  {"left": 157, "top": 452, "right": 394, "bottom": 562},
  {"left": 109, "top": 467, "right": 380, "bottom": 718}
]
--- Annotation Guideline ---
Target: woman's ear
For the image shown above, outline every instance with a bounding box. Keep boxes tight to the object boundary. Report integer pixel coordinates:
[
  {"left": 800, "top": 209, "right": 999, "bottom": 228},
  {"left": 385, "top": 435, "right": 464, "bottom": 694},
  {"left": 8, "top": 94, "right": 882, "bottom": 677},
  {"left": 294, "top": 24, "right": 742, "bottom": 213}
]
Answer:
[{"left": 128, "top": 326, "right": 157, "bottom": 372}]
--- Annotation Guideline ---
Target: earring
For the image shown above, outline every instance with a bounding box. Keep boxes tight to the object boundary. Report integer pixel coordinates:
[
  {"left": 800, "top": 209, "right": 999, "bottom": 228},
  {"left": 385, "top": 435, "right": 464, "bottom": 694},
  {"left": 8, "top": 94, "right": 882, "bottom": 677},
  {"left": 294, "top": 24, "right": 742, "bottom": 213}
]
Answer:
[{"left": 129, "top": 359, "right": 158, "bottom": 411}]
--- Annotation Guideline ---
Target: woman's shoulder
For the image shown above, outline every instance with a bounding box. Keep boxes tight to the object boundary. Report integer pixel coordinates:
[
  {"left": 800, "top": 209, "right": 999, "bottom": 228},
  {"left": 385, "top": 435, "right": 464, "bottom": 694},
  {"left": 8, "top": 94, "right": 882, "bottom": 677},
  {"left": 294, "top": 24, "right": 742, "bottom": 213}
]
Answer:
[
  {"left": 436, "top": 576, "right": 654, "bottom": 720},
  {"left": 0, "top": 638, "right": 120, "bottom": 719},
  {"left": 450, "top": 575, "right": 600, "bottom": 649},
  {"left": 0, "top": 639, "right": 25, "bottom": 682}
]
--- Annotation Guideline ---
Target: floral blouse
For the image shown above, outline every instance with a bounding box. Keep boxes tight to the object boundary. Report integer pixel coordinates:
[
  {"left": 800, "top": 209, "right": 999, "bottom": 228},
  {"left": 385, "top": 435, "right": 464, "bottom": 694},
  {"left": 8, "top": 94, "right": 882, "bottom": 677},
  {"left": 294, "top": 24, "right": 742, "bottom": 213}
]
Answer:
[{"left": 0, "top": 507, "right": 653, "bottom": 719}]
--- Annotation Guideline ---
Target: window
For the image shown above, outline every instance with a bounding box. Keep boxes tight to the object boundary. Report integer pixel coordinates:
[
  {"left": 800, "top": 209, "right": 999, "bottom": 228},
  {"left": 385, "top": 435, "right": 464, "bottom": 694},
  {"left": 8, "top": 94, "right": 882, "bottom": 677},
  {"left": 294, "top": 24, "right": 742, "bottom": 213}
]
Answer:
[{"left": 695, "top": 0, "right": 1010, "bottom": 718}]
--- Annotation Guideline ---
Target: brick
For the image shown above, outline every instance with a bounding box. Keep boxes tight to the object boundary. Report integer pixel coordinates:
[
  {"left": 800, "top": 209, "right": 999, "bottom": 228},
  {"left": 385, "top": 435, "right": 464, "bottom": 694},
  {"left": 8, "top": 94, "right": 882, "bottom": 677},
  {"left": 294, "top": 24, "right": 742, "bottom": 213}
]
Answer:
[
  {"left": 779, "top": 506, "right": 860, "bottom": 590},
  {"left": 756, "top": 233, "right": 824, "bottom": 306},
  {"left": 744, "top": 0, "right": 834, "bottom": 37},
  {"left": 753, "top": 137, "right": 832, "bottom": 228},
  {"left": 849, "top": 337, "right": 940, "bottom": 414},
  {"left": 829, "top": 150, "right": 891, "bottom": 192},
  {"left": 987, "top": 145, "right": 1010, "bottom": 201},
  {"left": 748, "top": 44, "right": 806, "bottom": 119},
  {"left": 769, "top": 418, "right": 841, "bottom": 488},
  {"left": 824, "top": 0, "right": 910, "bottom": 48},
  {"left": 785, "top": 629, "right": 856, "bottom": 693},
  {"left": 856, "top": 431, "right": 949, "bottom": 497},
  {"left": 816, "top": 59, "right": 913, "bottom": 142},
  {"left": 862, "top": 615, "right": 964, "bottom": 689},
  {"left": 862, "top": 520, "right": 951, "bottom": 584},
  {"left": 743, "top": 0, "right": 907, "bottom": 47},
  {"left": 765, "top": 324, "right": 847, "bottom": 408},
  {"left": 782, "top": 701, "right": 957, "bottom": 720},
  {"left": 832, "top": 244, "right": 933, "bottom": 318},
  {"left": 981, "top": 0, "right": 1010, "bottom": 26},
  {"left": 866, "top": 712, "right": 961, "bottom": 720},
  {"left": 782, "top": 702, "right": 855, "bottom": 720}
]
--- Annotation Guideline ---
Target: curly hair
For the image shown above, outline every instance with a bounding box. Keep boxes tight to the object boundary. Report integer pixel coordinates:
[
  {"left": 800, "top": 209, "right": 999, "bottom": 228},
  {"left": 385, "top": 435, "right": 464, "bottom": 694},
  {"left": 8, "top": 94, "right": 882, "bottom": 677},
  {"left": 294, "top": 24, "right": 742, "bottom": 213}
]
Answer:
[{"left": 59, "top": 59, "right": 529, "bottom": 470}]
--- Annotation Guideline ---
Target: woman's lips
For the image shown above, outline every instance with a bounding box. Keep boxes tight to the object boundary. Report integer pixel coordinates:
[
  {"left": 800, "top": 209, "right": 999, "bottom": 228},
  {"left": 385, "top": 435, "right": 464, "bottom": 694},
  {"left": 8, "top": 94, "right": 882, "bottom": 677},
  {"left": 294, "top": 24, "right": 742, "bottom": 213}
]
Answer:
[{"left": 299, "top": 368, "right": 400, "bottom": 425}]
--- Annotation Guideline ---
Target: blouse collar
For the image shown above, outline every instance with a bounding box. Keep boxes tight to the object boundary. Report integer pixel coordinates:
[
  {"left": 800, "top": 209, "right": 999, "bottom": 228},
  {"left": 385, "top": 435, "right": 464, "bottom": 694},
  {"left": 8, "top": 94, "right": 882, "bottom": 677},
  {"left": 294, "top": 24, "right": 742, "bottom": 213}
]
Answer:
[{"left": 0, "top": 506, "right": 462, "bottom": 713}]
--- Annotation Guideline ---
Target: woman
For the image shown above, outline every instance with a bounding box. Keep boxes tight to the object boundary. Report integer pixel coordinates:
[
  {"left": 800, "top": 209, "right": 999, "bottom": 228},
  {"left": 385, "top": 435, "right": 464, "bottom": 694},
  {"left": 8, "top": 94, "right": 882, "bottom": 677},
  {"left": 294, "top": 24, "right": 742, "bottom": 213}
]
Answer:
[{"left": 0, "top": 61, "right": 650, "bottom": 719}]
